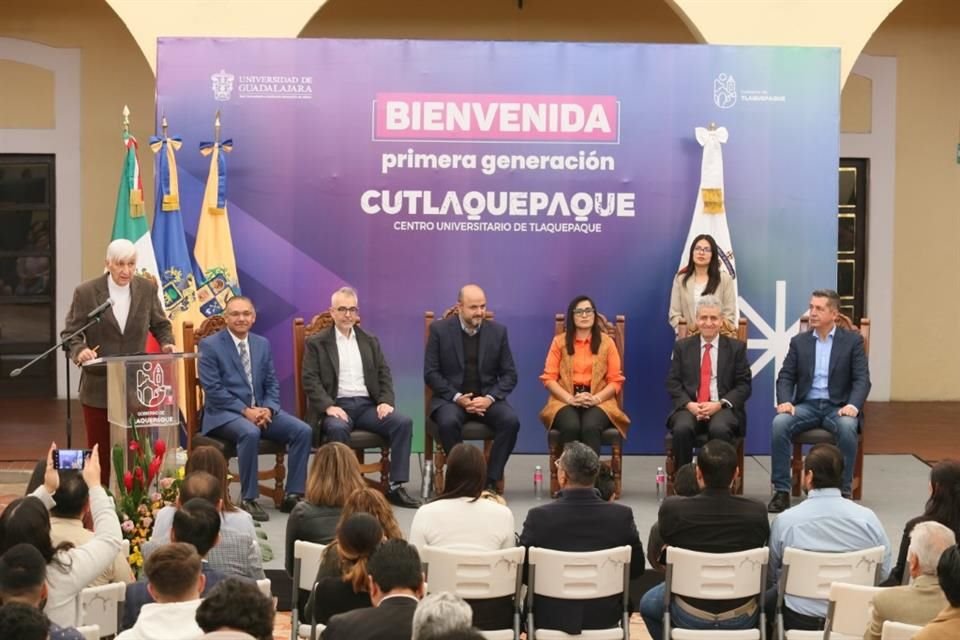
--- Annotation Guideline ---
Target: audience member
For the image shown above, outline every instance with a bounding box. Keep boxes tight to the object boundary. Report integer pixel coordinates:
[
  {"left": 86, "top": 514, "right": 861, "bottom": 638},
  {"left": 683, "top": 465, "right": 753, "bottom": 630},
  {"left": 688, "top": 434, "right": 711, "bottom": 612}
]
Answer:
[
  {"left": 339, "top": 487, "right": 404, "bottom": 541},
  {"left": 0, "top": 443, "right": 121, "bottom": 627},
  {"left": 322, "top": 539, "right": 424, "bottom": 640},
  {"left": 646, "top": 462, "right": 699, "bottom": 571},
  {"left": 539, "top": 294, "right": 629, "bottom": 455},
  {"left": 768, "top": 444, "right": 891, "bottom": 631},
  {"left": 150, "top": 446, "right": 256, "bottom": 544},
  {"left": 0, "top": 543, "right": 84, "bottom": 639},
  {"left": 195, "top": 577, "right": 274, "bottom": 640},
  {"left": 116, "top": 543, "right": 205, "bottom": 640},
  {"left": 304, "top": 513, "right": 382, "bottom": 624},
  {"left": 595, "top": 461, "right": 617, "bottom": 502},
  {"left": 285, "top": 442, "right": 366, "bottom": 575},
  {"left": 421, "top": 630, "right": 485, "bottom": 640},
  {"left": 124, "top": 497, "right": 226, "bottom": 630},
  {"left": 143, "top": 471, "right": 263, "bottom": 581},
  {"left": 0, "top": 601, "right": 51, "bottom": 640},
  {"left": 914, "top": 545, "right": 960, "bottom": 640},
  {"left": 640, "top": 440, "right": 769, "bottom": 638},
  {"left": 412, "top": 592, "right": 474, "bottom": 640},
  {"left": 884, "top": 459, "right": 960, "bottom": 586},
  {"left": 50, "top": 470, "right": 134, "bottom": 586},
  {"left": 865, "top": 521, "right": 955, "bottom": 640},
  {"left": 518, "top": 442, "right": 644, "bottom": 635}
]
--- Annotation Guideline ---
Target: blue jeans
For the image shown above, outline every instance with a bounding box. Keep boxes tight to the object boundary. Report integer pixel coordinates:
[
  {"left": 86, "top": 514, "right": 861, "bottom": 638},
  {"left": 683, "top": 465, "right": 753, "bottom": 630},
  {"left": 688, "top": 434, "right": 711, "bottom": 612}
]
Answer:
[
  {"left": 640, "top": 583, "right": 758, "bottom": 640},
  {"left": 770, "top": 399, "right": 859, "bottom": 494}
]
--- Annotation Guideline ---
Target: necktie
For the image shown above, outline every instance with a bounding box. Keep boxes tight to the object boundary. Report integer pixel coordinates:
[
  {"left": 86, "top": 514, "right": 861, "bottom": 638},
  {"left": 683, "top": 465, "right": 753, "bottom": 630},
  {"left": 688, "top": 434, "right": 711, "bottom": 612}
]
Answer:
[
  {"left": 238, "top": 341, "right": 254, "bottom": 400},
  {"left": 697, "top": 343, "right": 712, "bottom": 403}
]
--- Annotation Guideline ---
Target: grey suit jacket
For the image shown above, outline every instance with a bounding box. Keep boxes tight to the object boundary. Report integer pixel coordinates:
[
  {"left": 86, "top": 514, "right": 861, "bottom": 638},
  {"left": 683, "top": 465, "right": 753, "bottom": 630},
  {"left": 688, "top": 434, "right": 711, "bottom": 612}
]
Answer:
[
  {"left": 301, "top": 326, "right": 397, "bottom": 427},
  {"left": 61, "top": 273, "right": 173, "bottom": 407}
]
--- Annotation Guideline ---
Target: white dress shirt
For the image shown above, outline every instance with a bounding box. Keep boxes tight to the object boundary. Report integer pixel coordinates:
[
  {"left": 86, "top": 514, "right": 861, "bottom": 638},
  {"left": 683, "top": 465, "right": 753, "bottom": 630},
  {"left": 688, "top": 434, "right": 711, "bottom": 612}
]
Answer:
[
  {"left": 335, "top": 327, "right": 368, "bottom": 398},
  {"left": 699, "top": 335, "right": 719, "bottom": 402},
  {"left": 107, "top": 277, "right": 131, "bottom": 334}
]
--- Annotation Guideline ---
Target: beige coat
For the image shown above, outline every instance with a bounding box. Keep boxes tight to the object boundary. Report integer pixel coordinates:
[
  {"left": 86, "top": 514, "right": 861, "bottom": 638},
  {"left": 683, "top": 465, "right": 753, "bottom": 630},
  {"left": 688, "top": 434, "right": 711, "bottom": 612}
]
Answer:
[
  {"left": 913, "top": 606, "right": 960, "bottom": 640},
  {"left": 50, "top": 516, "right": 134, "bottom": 586},
  {"left": 61, "top": 273, "right": 173, "bottom": 407},
  {"left": 539, "top": 332, "right": 630, "bottom": 437},
  {"left": 668, "top": 269, "right": 736, "bottom": 331},
  {"left": 864, "top": 574, "right": 948, "bottom": 640}
]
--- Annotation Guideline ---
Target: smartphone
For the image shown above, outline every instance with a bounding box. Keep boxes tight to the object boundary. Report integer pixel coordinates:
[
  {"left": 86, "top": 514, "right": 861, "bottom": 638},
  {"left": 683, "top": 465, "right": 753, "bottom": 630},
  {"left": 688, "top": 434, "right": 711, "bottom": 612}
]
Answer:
[{"left": 52, "top": 449, "right": 92, "bottom": 471}]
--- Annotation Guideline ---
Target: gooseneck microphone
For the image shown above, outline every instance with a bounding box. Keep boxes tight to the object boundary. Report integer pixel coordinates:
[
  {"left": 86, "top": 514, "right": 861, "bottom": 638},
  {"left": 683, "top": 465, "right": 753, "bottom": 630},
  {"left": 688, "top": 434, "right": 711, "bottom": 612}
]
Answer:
[{"left": 86, "top": 298, "right": 115, "bottom": 319}]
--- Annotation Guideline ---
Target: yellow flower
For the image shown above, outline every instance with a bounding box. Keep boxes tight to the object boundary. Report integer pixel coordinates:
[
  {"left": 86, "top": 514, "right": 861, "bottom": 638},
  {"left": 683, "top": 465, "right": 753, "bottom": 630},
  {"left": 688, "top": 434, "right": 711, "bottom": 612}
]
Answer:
[{"left": 176, "top": 466, "right": 185, "bottom": 480}]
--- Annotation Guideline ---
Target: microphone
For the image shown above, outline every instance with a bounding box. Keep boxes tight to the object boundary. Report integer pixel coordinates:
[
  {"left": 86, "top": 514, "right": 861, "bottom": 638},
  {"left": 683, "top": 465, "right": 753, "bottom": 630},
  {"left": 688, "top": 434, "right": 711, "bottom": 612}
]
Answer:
[
  {"left": 87, "top": 298, "right": 114, "bottom": 319},
  {"left": 10, "top": 367, "right": 23, "bottom": 378}
]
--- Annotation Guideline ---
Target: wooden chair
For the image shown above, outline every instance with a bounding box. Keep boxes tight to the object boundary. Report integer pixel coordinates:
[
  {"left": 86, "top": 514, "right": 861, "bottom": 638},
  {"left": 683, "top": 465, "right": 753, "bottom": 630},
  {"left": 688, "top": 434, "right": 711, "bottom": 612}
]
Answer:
[
  {"left": 665, "top": 317, "right": 748, "bottom": 496},
  {"left": 292, "top": 312, "right": 390, "bottom": 492},
  {"left": 545, "top": 313, "right": 626, "bottom": 499},
  {"left": 424, "top": 306, "right": 500, "bottom": 494},
  {"left": 183, "top": 317, "right": 286, "bottom": 508},
  {"left": 790, "top": 315, "right": 869, "bottom": 500}
]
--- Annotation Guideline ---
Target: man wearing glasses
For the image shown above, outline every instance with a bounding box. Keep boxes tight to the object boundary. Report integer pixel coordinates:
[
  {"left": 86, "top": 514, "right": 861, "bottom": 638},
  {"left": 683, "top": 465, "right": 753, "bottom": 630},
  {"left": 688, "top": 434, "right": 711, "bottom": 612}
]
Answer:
[
  {"left": 198, "top": 295, "right": 313, "bottom": 521},
  {"left": 301, "top": 286, "right": 420, "bottom": 508}
]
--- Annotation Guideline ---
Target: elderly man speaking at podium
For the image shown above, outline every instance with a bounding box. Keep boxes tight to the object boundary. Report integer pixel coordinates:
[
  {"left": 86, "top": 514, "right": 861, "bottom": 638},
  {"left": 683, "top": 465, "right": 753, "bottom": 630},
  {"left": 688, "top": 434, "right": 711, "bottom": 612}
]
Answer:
[{"left": 62, "top": 239, "right": 175, "bottom": 486}]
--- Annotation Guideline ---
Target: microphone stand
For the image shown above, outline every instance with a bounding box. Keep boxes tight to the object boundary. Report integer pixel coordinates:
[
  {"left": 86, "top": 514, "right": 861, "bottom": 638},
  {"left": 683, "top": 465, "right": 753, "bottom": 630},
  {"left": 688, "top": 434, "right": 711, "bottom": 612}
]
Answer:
[{"left": 10, "top": 312, "right": 108, "bottom": 448}]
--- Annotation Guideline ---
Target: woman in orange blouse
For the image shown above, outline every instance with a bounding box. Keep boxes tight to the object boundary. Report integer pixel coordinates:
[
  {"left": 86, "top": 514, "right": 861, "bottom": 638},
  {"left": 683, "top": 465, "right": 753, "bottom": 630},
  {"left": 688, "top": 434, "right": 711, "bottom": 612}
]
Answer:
[{"left": 539, "top": 295, "right": 630, "bottom": 453}]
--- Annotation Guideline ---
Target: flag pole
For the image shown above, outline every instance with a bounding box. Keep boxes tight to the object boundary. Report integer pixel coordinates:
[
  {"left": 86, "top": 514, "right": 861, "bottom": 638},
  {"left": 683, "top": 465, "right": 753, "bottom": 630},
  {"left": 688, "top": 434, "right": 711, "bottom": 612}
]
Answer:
[
  {"left": 214, "top": 110, "right": 221, "bottom": 144},
  {"left": 123, "top": 104, "right": 130, "bottom": 134},
  {"left": 161, "top": 114, "right": 168, "bottom": 139}
]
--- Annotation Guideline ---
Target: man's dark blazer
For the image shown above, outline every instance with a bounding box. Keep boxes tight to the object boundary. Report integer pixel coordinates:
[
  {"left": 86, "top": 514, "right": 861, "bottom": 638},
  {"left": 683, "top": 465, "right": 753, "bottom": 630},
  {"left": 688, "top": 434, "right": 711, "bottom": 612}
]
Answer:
[
  {"left": 61, "top": 273, "right": 173, "bottom": 408},
  {"left": 666, "top": 334, "right": 752, "bottom": 429},
  {"left": 321, "top": 595, "right": 418, "bottom": 640},
  {"left": 518, "top": 488, "right": 644, "bottom": 634},
  {"left": 423, "top": 315, "right": 518, "bottom": 414},
  {"left": 121, "top": 563, "right": 227, "bottom": 630},
  {"left": 301, "top": 325, "right": 396, "bottom": 427},
  {"left": 198, "top": 329, "right": 283, "bottom": 434},
  {"left": 776, "top": 327, "right": 871, "bottom": 412}
]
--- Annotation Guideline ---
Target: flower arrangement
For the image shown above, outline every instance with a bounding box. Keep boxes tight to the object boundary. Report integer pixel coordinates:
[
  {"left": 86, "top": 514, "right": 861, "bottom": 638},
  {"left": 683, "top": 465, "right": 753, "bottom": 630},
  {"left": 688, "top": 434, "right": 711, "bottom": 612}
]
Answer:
[{"left": 111, "top": 422, "right": 179, "bottom": 574}]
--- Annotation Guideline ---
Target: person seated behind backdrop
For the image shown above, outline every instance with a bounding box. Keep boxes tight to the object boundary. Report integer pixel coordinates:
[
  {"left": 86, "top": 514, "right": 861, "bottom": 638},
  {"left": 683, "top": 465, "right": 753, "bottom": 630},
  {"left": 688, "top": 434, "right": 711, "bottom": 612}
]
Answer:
[
  {"left": 322, "top": 539, "right": 425, "bottom": 640},
  {"left": 198, "top": 295, "right": 313, "bottom": 522},
  {"left": 768, "top": 288, "right": 871, "bottom": 513},
  {"left": 668, "top": 233, "right": 737, "bottom": 334},
  {"left": 50, "top": 470, "right": 134, "bottom": 586},
  {"left": 913, "top": 545, "right": 960, "bottom": 640},
  {"left": 195, "top": 577, "right": 275, "bottom": 640},
  {"left": 301, "top": 286, "right": 420, "bottom": 509},
  {"left": 666, "top": 294, "right": 751, "bottom": 470},
  {"left": 865, "top": 521, "right": 955, "bottom": 640},
  {"left": 0, "top": 544, "right": 85, "bottom": 640},
  {"left": 116, "top": 543, "right": 205, "bottom": 640},
  {"left": 539, "top": 295, "right": 629, "bottom": 456}
]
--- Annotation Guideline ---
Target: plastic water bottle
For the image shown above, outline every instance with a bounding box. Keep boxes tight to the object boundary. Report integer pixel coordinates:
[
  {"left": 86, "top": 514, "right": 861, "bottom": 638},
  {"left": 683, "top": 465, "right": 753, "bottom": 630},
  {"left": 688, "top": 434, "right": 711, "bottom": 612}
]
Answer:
[
  {"left": 533, "top": 465, "right": 543, "bottom": 499},
  {"left": 421, "top": 460, "right": 434, "bottom": 500},
  {"left": 656, "top": 466, "right": 666, "bottom": 501}
]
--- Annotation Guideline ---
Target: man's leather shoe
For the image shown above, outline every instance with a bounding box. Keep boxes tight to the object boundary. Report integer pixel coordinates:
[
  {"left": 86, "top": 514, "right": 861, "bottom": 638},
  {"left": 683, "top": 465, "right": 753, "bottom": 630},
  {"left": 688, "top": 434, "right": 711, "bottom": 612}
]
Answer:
[
  {"left": 241, "top": 499, "right": 270, "bottom": 522},
  {"left": 385, "top": 486, "right": 422, "bottom": 509},
  {"left": 280, "top": 493, "right": 304, "bottom": 514},
  {"left": 767, "top": 491, "right": 791, "bottom": 513}
]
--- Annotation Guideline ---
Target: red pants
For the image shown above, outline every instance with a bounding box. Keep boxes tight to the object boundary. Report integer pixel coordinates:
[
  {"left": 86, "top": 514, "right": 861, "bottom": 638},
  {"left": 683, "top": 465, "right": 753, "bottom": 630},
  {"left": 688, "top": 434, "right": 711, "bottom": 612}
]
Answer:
[{"left": 81, "top": 404, "right": 111, "bottom": 487}]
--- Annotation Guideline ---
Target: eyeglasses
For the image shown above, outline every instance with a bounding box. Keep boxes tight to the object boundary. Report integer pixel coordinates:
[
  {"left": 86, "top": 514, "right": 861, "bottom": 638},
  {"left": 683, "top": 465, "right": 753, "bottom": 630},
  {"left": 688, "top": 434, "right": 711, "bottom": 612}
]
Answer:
[
  {"left": 335, "top": 306, "right": 359, "bottom": 315},
  {"left": 693, "top": 246, "right": 712, "bottom": 254},
  {"left": 572, "top": 308, "right": 595, "bottom": 317}
]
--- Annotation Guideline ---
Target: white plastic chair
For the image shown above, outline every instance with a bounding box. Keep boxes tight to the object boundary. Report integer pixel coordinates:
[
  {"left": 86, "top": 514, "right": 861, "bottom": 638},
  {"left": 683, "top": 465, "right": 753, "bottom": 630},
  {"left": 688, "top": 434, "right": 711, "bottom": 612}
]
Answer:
[
  {"left": 76, "top": 581, "right": 125, "bottom": 638},
  {"left": 776, "top": 546, "right": 885, "bottom": 640},
  {"left": 75, "top": 624, "right": 100, "bottom": 640},
  {"left": 420, "top": 545, "right": 526, "bottom": 640},
  {"left": 290, "top": 540, "right": 327, "bottom": 640},
  {"left": 880, "top": 620, "right": 923, "bottom": 640},
  {"left": 821, "top": 582, "right": 883, "bottom": 640},
  {"left": 526, "top": 545, "right": 632, "bottom": 640},
  {"left": 663, "top": 546, "right": 769, "bottom": 640}
]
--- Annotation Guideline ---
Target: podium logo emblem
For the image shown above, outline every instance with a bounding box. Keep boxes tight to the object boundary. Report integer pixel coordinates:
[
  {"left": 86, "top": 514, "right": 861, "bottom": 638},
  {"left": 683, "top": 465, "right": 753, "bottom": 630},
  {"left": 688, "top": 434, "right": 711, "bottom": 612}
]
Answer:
[
  {"left": 211, "top": 69, "right": 234, "bottom": 102},
  {"left": 137, "top": 362, "right": 168, "bottom": 408},
  {"left": 714, "top": 73, "right": 737, "bottom": 109}
]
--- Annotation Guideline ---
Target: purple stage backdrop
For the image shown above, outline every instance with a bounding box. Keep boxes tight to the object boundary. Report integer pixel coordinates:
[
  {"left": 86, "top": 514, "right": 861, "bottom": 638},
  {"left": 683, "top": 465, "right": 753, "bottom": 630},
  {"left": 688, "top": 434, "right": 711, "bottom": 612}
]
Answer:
[{"left": 156, "top": 38, "right": 840, "bottom": 454}]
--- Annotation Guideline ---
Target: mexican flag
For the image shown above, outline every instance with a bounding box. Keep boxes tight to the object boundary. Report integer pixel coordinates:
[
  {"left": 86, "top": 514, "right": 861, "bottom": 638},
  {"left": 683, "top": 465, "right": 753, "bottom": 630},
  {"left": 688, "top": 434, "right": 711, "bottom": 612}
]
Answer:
[{"left": 112, "top": 130, "right": 163, "bottom": 351}]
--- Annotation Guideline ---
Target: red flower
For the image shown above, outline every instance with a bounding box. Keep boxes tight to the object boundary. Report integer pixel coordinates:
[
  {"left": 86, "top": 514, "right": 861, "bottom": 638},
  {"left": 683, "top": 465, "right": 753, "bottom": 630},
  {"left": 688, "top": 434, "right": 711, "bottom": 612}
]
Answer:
[
  {"left": 133, "top": 466, "right": 144, "bottom": 488},
  {"left": 123, "top": 471, "right": 134, "bottom": 493},
  {"left": 148, "top": 457, "right": 162, "bottom": 484},
  {"left": 152, "top": 439, "right": 166, "bottom": 460},
  {"left": 129, "top": 440, "right": 141, "bottom": 453}
]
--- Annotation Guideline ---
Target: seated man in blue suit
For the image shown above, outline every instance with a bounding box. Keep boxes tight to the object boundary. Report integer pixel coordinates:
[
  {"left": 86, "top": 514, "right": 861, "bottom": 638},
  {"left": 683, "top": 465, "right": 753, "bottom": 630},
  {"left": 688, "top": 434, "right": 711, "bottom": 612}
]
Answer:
[
  {"left": 768, "top": 288, "right": 871, "bottom": 513},
  {"left": 424, "top": 284, "right": 519, "bottom": 492},
  {"left": 198, "top": 295, "right": 313, "bottom": 521}
]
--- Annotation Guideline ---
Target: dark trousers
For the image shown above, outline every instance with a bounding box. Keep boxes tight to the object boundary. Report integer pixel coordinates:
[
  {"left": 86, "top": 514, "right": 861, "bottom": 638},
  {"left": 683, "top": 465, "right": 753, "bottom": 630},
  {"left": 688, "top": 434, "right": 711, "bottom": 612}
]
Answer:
[
  {"left": 668, "top": 408, "right": 739, "bottom": 469},
  {"left": 82, "top": 404, "right": 111, "bottom": 486},
  {"left": 432, "top": 400, "right": 519, "bottom": 483},
  {"left": 321, "top": 396, "right": 413, "bottom": 483},
  {"left": 551, "top": 405, "right": 611, "bottom": 454}
]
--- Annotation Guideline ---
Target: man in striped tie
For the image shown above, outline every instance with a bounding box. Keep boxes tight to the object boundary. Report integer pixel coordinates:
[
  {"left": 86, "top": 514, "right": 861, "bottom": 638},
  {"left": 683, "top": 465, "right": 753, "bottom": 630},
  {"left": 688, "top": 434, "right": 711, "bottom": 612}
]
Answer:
[
  {"left": 665, "top": 295, "right": 752, "bottom": 470},
  {"left": 198, "top": 295, "right": 313, "bottom": 522}
]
